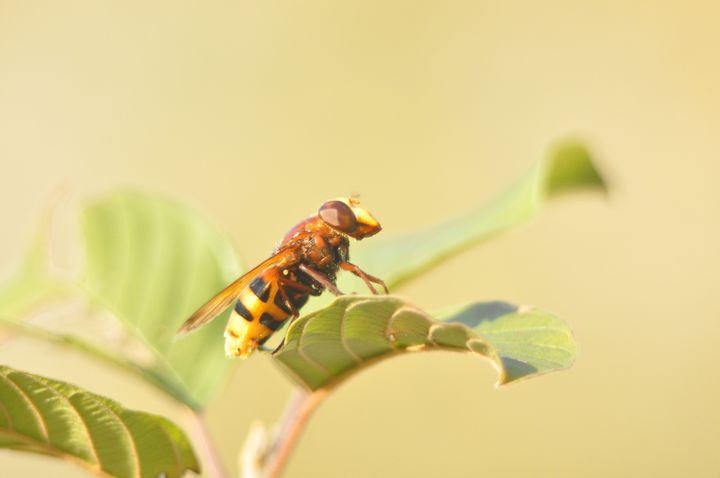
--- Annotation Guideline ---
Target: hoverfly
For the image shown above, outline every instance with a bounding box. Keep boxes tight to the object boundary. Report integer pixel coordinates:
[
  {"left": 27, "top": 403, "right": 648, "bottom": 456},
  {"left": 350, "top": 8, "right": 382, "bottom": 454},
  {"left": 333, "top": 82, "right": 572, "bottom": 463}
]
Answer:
[{"left": 176, "top": 197, "right": 388, "bottom": 358}]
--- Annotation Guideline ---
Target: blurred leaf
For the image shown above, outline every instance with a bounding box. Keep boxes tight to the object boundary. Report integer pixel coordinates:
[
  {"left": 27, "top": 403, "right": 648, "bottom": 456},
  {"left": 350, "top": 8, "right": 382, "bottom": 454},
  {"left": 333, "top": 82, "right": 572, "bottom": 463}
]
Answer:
[
  {"left": 0, "top": 319, "right": 196, "bottom": 407},
  {"left": 0, "top": 223, "right": 67, "bottom": 319},
  {"left": 346, "top": 140, "right": 607, "bottom": 291},
  {"left": 273, "top": 296, "right": 575, "bottom": 391},
  {"left": 81, "top": 190, "right": 243, "bottom": 409},
  {"left": 0, "top": 364, "right": 199, "bottom": 478}
]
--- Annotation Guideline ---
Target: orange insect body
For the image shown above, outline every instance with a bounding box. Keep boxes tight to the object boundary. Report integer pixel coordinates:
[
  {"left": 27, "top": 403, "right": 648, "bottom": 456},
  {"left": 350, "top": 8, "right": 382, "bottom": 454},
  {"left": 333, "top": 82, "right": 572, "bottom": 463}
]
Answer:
[{"left": 177, "top": 198, "right": 387, "bottom": 358}]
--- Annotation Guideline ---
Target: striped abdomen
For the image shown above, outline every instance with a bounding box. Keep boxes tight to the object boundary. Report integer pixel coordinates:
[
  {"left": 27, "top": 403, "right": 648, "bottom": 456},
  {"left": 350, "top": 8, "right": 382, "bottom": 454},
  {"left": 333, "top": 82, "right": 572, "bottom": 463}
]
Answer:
[{"left": 224, "top": 268, "right": 307, "bottom": 357}]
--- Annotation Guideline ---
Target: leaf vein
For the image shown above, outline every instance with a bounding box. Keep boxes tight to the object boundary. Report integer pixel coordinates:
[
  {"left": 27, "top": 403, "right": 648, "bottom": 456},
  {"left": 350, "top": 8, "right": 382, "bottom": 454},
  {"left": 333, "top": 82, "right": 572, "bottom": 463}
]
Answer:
[
  {"left": 31, "top": 382, "right": 101, "bottom": 468},
  {"left": 154, "top": 421, "right": 182, "bottom": 477},
  {"left": 339, "top": 305, "right": 362, "bottom": 363},
  {"left": 91, "top": 400, "right": 142, "bottom": 478},
  {"left": 4, "top": 372, "right": 49, "bottom": 442},
  {"left": 295, "top": 311, "right": 334, "bottom": 377},
  {"left": 0, "top": 394, "right": 13, "bottom": 429}
]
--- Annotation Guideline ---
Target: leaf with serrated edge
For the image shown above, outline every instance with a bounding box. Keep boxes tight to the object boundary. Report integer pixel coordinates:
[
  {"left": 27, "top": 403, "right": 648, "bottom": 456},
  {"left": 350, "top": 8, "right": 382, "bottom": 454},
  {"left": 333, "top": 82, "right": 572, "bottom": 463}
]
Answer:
[
  {"left": 0, "top": 364, "right": 199, "bottom": 478},
  {"left": 273, "top": 296, "right": 576, "bottom": 391}
]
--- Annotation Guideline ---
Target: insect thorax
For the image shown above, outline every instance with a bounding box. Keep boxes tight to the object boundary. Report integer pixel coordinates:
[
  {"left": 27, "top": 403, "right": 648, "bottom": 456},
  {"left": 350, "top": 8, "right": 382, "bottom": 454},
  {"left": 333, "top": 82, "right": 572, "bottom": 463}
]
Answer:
[{"left": 298, "top": 229, "right": 349, "bottom": 283}]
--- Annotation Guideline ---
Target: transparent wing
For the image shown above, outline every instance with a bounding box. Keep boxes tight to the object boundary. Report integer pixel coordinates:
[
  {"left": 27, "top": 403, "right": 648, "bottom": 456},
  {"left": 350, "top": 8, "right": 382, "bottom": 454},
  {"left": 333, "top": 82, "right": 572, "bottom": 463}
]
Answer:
[{"left": 175, "top": 247, "right": 296, "bottom": 335}]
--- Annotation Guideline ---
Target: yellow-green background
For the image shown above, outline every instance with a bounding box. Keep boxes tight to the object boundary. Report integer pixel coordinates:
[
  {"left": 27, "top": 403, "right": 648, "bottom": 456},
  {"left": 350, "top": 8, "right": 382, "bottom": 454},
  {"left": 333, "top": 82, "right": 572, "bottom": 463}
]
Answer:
[{"left": 1, "top": 1, "right": 718, "bottom": 477}]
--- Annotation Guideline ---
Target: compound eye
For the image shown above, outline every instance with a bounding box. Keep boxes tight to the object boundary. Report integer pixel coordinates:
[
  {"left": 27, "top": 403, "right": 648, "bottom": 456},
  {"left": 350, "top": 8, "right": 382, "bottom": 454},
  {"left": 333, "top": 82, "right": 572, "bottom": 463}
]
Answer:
[{"left": 318, "top": 200, "right": 358, "bottom": 233}]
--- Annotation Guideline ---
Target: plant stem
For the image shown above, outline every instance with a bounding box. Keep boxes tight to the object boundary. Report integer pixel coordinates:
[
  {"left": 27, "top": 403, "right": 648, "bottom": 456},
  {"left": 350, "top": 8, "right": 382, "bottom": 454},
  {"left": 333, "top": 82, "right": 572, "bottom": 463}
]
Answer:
[
  {"left": 187, "top": 409, "right": 229, "bottom": 478},
  {"left": 262, "top": 388, "right": 328, "bottom": 478}
]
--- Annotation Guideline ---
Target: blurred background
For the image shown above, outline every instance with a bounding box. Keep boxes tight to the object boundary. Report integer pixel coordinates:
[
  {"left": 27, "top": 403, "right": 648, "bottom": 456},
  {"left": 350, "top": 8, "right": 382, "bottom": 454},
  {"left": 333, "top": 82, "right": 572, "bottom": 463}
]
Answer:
[{"left": 1, "top": 1, "right": 718, "bottom": 477}]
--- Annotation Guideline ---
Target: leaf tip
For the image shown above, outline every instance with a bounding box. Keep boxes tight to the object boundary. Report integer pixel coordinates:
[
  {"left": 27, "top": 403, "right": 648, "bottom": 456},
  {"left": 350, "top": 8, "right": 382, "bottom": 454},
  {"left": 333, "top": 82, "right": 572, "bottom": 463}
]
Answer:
[{"left": 543, "top": 139, "right": 610, "bottom": 198}]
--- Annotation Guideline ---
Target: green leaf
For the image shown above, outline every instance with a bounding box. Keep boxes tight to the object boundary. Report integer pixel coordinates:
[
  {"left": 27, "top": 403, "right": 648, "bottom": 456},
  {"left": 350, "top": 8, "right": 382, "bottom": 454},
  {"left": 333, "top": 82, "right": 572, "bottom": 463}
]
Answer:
[
  {"left": 0, "top": 364, "right": 199, "bottom": 478},
  {"left": 272, "top": 296, "right": 576, "bottom": 391},
  {"left": 0, "top": 319, "right": 196, "bottom": 408},
  {"left": 81, "top": 190, "right": 243, "bottom": 409},
  {"left": 434, "top": 301, "right": 577, "bottom": 383},
  {"left": 345, "top": 140, "right": 607, "bottom": 291}
]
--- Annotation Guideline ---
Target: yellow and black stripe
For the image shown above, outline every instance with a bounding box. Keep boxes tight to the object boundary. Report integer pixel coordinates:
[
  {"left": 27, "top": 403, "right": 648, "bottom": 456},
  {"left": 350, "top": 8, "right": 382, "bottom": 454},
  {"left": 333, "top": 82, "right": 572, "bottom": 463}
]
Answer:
[{"left": 224, "top": 268, "right": 301, "bottom": 357}]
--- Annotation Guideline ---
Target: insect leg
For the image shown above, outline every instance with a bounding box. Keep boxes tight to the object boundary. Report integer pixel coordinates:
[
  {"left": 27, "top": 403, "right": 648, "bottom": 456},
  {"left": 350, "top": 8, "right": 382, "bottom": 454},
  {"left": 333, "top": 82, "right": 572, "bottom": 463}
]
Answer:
[
  {"left": 298, "top": 264, "right": 343, "bottom": 296},
  {"left": 278, "top": 276, "right": 318, "bottom": 295},
  {"left": 276, "top": 282, "right": 301, "bottom": 319},
  {"left": 270, "top": 283, "right": 300, "bottom": 355},
  {"left": 339, "top": 261, "right": 389, "bottom": 294}
]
